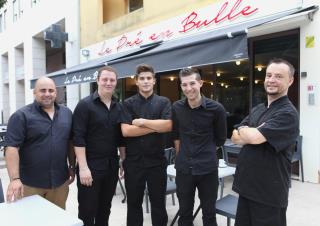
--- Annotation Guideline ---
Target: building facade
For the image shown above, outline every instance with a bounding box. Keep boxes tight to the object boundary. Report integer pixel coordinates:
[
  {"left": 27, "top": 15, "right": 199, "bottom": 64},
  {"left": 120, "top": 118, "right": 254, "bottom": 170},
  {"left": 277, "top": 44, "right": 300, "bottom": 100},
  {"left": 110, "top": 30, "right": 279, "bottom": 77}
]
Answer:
[
  {"left": 1, "top": 0, "right": 320, "bottom": 183},
  {"left": 0, "top": 0, "right": 80, "bottom": 122}
]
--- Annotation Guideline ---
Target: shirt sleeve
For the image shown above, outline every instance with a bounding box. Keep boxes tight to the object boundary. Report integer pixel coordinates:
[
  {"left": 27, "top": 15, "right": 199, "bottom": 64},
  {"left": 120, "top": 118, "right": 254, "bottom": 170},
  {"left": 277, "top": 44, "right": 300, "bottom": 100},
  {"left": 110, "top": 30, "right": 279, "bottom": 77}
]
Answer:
[
  {"left": 172, "top": 105, "right": 179, "bottom": 140},
  {"left": 72, "top": 100, "right": 89, "bottom": 147},
  {"left": 119, "top": 101, "right": 133, "bottom": 125},
  {"left": 213, "top": 104, "right": 227, "bottom": 147},
  {"left": 160, "top": 98, "right": 172, "bottom": 120},
  {"left": 4, "top": 111, "right": 26, "bottom": 148},
  {"left": 257, "top": 109, "right": 299, "bottom": 152}
]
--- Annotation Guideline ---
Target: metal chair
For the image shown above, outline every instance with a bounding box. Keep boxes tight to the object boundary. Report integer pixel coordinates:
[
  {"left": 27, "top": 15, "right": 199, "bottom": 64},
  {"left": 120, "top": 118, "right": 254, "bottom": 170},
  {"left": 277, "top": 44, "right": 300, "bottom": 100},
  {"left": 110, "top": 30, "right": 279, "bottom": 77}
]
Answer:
[
  {"left": 0, "top": 178, "right": 5, "bottom": 203},
  {"left": 145, "top": 147, "right": 177, "bottom": 213},
  {"left": 291, "top": 135, "right": 304, "bottom": 182},
  {"left": 216, "top": 194, "right": 238, "bottom": 226},
  {"left": 221, "top": 144, "right": 241, "bottom": 167}
]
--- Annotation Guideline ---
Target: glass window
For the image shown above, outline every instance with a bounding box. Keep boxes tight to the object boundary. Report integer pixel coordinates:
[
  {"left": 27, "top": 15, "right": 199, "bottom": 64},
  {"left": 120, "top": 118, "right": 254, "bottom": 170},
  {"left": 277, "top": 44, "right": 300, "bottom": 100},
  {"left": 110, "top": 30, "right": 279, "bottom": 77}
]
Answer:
[{"left": 128, "top": 0, "right": 143, "bottom": 13}]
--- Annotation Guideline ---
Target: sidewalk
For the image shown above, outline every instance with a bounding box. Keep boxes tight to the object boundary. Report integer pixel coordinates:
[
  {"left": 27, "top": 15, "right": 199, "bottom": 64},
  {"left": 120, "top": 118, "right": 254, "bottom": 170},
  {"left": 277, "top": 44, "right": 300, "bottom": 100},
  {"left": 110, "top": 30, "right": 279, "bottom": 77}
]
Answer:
[{"left": 1, "top": 156, "right": 320, "bottom": 226}]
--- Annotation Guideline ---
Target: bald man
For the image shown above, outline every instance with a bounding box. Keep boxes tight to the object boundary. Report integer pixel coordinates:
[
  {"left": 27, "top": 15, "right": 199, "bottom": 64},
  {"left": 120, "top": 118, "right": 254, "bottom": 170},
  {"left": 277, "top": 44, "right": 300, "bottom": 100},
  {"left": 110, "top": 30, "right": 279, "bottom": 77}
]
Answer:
[{"left": 4, "top": 76, "right": 75, "bottom": 209}]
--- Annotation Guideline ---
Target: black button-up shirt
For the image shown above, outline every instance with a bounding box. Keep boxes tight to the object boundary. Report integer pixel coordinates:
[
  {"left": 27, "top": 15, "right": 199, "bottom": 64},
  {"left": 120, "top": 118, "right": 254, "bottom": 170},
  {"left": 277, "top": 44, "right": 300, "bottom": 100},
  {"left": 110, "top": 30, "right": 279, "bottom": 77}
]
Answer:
[
  {"left": 5, "top": 101, "right": 72, "bottom": 189},
  {"left": 121, "top": 93, "right": 172, "bottom": 168},
  {"left": 172, "top": 96, "right": 227, "bottom": 175},
  {"left": 72, "top": 91, "right": 123, "bottom": 173},
  {"left": 232, "top": 96, "right": 299, "bottom": 207}
]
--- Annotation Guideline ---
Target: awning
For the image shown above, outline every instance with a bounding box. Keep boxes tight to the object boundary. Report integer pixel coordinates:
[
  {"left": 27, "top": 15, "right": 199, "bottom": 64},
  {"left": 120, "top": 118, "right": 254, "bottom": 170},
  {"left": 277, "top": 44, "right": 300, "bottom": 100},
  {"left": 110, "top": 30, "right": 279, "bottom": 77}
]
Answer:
[
  {"left": 32, "top": 5, "right": 318, "bottom": 86},
  {"left": 108, "top": 5, "right": 319, "bottom": 78},
  {"left": 30, "top": 43, "right": 161, "bottom": 88}
]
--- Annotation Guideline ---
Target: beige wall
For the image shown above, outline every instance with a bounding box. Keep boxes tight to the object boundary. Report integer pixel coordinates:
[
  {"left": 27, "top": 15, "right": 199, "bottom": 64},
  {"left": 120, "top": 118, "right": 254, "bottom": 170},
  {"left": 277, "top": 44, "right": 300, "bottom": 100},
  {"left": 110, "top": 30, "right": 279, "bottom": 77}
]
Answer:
[{"left": 80, "top": 0, "right": 218, "bottom": 48}]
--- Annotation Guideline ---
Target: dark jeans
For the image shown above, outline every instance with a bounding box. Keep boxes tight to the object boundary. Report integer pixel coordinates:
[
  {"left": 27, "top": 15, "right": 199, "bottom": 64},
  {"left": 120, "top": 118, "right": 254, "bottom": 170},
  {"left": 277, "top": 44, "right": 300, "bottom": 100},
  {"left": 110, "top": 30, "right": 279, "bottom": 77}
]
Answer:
[
  {"left": 176, "top": 170, "right": 219, "bottom": 226},
  {"left": 235, "top": 195, "right": 287, "bottom": 226},
  {"left": 77, "top": 165, "right": 118, "bottom": 226},
  {"left": 124, "top": 162, "right": 168, "bottom": 226}
]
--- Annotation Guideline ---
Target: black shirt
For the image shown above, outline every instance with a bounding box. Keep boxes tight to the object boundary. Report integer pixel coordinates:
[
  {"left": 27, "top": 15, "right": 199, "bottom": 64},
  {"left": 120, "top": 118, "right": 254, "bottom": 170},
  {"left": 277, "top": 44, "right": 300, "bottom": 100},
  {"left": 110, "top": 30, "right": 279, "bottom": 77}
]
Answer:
[
  {"left": 5, "top": 101, "right": 72, "bottom": 189},
  {"left": 172, "top": 96, "right": 227, "bottom": 175},
  {"left": 72, "top": 91, "right": 123, "bottom": 173},
  {"left": 232, "top": 96, "right": 299, "bottom": 207},
  {"left": 120, "top": 93, "right": 172, "bottom": 168}
]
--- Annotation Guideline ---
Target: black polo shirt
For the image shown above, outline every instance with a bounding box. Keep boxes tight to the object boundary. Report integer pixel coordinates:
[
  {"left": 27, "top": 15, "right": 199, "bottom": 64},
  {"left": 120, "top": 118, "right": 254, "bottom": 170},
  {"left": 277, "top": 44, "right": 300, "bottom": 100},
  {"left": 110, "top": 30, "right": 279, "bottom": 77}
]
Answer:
[
  {"left": 232, "top": 95, "right": 299, "bottom": 208},
  {"left": 172, "top": 96, "right": 227, "bottom": 175},
  {"left": 5, "top": 101, "right": 72, "bottom": 189},
  {"left": 73, "top": 91, "right": 123, "bottom": 173},
  {"left": 120, "top": 93, "right": 172, "bottom": 168}
]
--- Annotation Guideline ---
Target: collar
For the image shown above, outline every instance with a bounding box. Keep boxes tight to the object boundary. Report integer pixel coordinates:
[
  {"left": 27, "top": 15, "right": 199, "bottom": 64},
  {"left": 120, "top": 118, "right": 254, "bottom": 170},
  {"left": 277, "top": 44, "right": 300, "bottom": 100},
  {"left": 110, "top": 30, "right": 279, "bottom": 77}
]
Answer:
[
  {"left": 183, "top": 95, "right": 207, "bottom": 109},
  {"left": 92, "top": 91, "right": 118, "bottom": 105},
  {"left": 33, "top": 100, "right": 59, "bottom": 112},
  {"left": 265, "top": 95, "right": 289, "bottom": 108},
  {"left": 137, "top": 92, "right": 154, "bottom": 101}
]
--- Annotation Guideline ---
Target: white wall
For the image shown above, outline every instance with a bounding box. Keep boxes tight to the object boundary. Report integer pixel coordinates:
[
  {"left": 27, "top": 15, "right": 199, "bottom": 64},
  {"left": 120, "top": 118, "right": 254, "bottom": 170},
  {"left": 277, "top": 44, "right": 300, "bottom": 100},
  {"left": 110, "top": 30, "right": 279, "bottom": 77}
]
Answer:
[{"left": 299, "top": 1, "right": 320, "bottom": 183}]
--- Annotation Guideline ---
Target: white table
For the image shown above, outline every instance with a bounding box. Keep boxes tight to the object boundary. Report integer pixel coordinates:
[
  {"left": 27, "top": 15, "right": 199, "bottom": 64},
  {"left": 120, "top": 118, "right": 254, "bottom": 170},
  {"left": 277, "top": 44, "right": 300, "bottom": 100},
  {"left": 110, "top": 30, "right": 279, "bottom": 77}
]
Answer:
[{"left": 0, "top": 195, "right": 83, "bottom": 226}]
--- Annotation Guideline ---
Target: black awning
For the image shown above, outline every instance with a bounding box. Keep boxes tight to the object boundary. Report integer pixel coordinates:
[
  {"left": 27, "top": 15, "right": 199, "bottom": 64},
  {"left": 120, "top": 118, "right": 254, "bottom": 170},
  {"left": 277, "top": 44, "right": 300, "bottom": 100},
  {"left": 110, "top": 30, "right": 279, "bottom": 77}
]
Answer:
[
  {"left": 30, "top": 43, "right": 161, "bottom": 88},
  {"left": 108, "top": 32, "right": 248, "bottom": 78}
]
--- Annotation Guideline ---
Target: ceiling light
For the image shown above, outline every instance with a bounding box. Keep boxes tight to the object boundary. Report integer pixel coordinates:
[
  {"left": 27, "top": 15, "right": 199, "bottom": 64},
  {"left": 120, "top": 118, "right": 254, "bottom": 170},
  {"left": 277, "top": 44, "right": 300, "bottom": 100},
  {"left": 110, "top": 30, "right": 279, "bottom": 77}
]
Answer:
[
  {"left": 257, "top": 66, "right": 262, "bottom": 71},
  {"left": 170, "top": 77, "right": 174, "bottom": 81},
  {"left": 236, "top": 60, "right": 241, "bottom": 65},
  {"left": 225, "top": 85, "right": 229, "bottom": 88},
  {"left": 130, "top": 75, "right": 134, "bottom": 79},
  {"left": 221, "top": 83, "right": 224, "bottom": 87},
  {"left": 255, "top": 80, "right": 259, "bottom": 84},
  {"left": 240, "top": 77, "right": 244, "bottom": 81},
  {"left": 210, "top": 82, "right": 213, "bottom": 86},
  {"left": 216, "top": 72, "right": 221, "bottom": 77}
]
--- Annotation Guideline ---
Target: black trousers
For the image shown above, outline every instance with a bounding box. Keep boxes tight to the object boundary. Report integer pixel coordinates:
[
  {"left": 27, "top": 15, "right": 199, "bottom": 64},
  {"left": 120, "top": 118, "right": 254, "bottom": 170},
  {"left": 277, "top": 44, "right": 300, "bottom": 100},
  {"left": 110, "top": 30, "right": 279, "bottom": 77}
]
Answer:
[
  {"left": 235, "top": 196, "right": 287, "bottom": 226},
  {"left": 77, "top": 165, "right": 118, "bottom": 226},
  {"left": 124, "top": 163, "right": 168, "bottom": 226},
  {"left": 176, "top": 170, "right": 219, "bottom": 226}
]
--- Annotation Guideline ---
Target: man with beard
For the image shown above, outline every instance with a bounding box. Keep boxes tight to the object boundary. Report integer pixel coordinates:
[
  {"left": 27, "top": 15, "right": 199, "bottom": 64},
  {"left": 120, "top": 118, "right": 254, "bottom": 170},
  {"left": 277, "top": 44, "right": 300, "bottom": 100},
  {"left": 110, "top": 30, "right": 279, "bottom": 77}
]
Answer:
[
  {"left": 5, "top": 76, "right": 74, "bottom": 209},
  {"left": 231, "top": 58, "right": 299, "bottom": 226}
]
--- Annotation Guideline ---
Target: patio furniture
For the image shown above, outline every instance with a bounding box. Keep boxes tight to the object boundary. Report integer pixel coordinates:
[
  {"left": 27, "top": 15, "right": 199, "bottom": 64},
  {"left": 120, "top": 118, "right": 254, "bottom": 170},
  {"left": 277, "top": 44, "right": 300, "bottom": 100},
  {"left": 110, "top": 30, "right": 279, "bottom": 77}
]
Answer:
[
  {"left": 291, "top": 135, "right": 304, "bottom": 182},
  {"left": 216, "top": 194, "right": 238, "bottom": 226},
  {"left": 0, "top": 178, "right": 4, "bottom": 203}
]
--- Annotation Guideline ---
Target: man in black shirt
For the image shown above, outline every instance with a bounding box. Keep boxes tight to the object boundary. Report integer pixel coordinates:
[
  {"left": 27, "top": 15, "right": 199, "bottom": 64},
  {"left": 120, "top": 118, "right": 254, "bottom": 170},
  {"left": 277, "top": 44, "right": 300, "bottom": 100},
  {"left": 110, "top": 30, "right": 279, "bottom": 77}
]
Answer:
[
  {"left": 73, "top": 66, "right": 125, "bottom": 226},
  {"left": 121, "top": 64, "right": 172, "bottom": 226},
  {"left": 172, "top": 68, "right": 227, "bottom": 226},
  {"left": 231, "top": 58, "right": 299, "bottom": 226},
  {"left": 5, "top": 76, "right": 74, "bottom": 209}
]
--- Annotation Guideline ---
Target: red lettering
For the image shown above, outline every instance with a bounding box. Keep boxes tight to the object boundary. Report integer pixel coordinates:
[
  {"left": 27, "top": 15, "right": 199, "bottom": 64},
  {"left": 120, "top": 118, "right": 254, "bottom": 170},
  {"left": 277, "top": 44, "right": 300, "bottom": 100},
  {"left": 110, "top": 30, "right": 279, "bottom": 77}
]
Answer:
[
  {"left": 117, "top": 35, "right": 128, "bottom": 51},
  {"left": 179, "top": 0, "right": 258, "bottom": 33},
  {"left": 98, "top": 41, "right": 112, "bottom": 56}
]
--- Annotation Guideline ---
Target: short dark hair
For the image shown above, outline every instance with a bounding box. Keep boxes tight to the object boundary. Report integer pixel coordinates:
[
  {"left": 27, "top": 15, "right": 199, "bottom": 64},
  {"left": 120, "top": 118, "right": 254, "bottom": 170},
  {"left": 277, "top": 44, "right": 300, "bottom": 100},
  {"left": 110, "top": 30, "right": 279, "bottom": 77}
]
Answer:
[
  {"left": 267, "top": 58, "right": 295, "bottom": 77},
  {"left": 97, "top": 66, "right": 118, "bottom": 80},
  {"left": 135, "top": 64, "right": 155, "bottom": 79},
  {"left": 179, "top": 68, "right": 201, "bottom": 80}
]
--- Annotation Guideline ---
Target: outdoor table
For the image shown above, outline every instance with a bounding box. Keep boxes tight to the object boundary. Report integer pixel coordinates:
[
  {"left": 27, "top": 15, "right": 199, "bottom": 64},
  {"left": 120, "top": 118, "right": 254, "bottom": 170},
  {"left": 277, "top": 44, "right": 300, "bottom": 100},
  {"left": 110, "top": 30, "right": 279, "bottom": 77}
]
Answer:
[{"left": 0, "top": 195, "right": 83, "bottom": 226}]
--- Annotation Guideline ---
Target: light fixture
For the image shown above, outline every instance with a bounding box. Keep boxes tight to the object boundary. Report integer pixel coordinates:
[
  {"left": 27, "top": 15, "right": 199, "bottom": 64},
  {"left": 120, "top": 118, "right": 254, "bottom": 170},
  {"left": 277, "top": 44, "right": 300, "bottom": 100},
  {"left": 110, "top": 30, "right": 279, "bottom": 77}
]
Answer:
[
  {"left": 170, "top": 77, "right": 174, "bottom": 81},
  {"left": 255, "top": 80, "right": 259, "bottom": 84},
  {"left": 81, "top": 49, "right": 90, "bottom": 57},
  {"left": 210, "top": 82, "right": 213, "bottom": 86},
  {"left": 240, "top": 77, "right": 244, "bottom": 81},
  {"left": 236, "top": 60, "right": 241, "bottom": 66},
  {"left": 130, "top": 75, "right": 134, "bottom": 79},
  {"left": 255, "top": 65, "right": 265, "bottom": 71},
  {"left": 225, "top": 85, "right": 229, "bottom": 88},
  {"left": 257, "top": 66, "right": 262, "bottom": 71},
  {"left": 221, "top": 83, "right": 224, "bottom": 87},
  {"left": 216, "top": 72, "right": 221, "bottom": 77}
]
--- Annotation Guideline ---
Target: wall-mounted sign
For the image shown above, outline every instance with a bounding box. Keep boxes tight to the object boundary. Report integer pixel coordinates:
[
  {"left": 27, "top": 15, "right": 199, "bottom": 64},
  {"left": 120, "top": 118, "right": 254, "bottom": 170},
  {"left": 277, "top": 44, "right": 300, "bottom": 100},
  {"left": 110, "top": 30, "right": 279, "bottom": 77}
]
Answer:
[
  {"left": 306, "top": 36, "right": 315, "bottom": 48},
  {"left": 82, "top": 0, "right": 302, "bottom": 61}
]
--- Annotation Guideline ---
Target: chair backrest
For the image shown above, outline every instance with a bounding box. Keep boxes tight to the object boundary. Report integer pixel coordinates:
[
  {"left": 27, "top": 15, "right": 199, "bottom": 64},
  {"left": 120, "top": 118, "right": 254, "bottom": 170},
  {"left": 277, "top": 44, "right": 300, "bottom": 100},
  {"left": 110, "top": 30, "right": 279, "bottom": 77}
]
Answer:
[
  {"left": 292, "top": 135, "right": 302, "bottom": 161},
  {"left": 222, "top": 145, "right": 241, "bottom": 167},
  {"left": 0, "top": 178, "right": 5, "bottom": 203},
  {"left": 164, "top": 147, "right": 176, "bottom": 165}
]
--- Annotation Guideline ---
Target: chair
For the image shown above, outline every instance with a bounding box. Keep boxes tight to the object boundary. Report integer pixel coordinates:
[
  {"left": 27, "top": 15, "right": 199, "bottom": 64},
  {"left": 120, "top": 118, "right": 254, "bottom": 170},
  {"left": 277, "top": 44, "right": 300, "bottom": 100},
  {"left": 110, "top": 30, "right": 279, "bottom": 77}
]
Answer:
[
  {"left": 145, "top": 147, "right": 177, "bottom": 213},
  {"left": 0, "top": 178, "right": 5, "bottom": 203},
  {"left": 216, "top": 194, "right": 238, "bottom": 226},
  {"left": 291, "top": 135, "right": 304, "bottom": 182},
  {"left": 221, "top": 144, "right": 241, "bottom": 167}
]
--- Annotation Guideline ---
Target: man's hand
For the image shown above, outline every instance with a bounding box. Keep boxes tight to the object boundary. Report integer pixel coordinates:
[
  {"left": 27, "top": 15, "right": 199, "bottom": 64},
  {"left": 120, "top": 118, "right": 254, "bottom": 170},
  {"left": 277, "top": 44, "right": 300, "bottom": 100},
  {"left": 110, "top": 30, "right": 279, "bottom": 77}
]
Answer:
[
  {"left": 67, "top": 167, "right": 75, "bottom": 184},
  {"left": 6, "top": 179, "right": 24, "bottom": 202},
  {"left": 132, "top": 118, "right": 145, "bottom": 127},
  {"left": 79, "top": 167, "right": 93, "bottom": 186}
]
